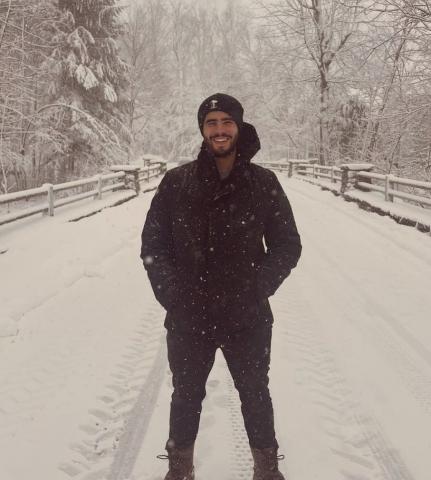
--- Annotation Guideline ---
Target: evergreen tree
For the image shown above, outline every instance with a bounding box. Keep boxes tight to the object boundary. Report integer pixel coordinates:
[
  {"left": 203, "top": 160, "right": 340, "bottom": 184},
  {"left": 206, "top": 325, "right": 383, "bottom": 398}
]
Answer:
[{"left": 51, "top": 0, "right": 130, "bottom": 178}]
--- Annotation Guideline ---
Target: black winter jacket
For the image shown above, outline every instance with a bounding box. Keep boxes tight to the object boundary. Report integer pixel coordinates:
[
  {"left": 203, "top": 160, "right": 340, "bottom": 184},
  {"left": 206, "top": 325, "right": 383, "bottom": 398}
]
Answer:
[{"left": 141, "top": 123, "right": 302, "bottom": 334}]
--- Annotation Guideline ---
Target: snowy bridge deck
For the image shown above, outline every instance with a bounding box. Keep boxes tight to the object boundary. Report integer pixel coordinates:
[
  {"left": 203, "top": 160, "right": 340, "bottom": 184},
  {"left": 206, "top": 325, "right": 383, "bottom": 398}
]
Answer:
[{"left": 0, "top": 174, "right": 430, "bottom": 480}]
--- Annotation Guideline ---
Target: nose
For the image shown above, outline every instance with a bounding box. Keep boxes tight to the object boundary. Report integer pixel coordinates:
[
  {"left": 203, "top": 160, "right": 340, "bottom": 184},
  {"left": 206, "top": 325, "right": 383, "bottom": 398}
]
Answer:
[{"left": 214, "top": 122, "right": 224, "bottom": 135}]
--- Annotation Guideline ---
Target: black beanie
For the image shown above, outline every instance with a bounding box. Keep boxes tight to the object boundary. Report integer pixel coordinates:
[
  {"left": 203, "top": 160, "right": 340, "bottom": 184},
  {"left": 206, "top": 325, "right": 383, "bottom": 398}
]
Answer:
[{"left": 198, "top": 93, "right": 244, "bottom": 134}]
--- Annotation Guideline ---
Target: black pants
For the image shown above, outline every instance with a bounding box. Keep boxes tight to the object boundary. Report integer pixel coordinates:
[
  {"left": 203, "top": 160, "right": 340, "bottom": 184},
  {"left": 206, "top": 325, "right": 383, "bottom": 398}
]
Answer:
[{"left": 166, "top": 325, "right": 278, "bottom": 449}]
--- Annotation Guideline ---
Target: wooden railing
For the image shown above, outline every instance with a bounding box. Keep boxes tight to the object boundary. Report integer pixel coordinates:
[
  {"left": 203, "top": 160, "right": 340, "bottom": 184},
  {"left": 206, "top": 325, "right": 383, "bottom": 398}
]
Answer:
[
  {"left": 285, "top": 160, "right": 431, "bottom": 208},
  {"left": 295, "top": 163, "right": 343, "bottom": 185},
  {"left": 257, "top": 158, "right": 431, "bottom": 232},
  {"left": 355, "top": 171, "right": 431, "bottom": 207},
  {"left": 138, "top": 163, "right": 164, "bottom": 184},
  {"left": 0, "top": 162, "right": 166, "bottom": 227},
  {"left": 256, "top": 161, "right": 289, "bottom": 172}
]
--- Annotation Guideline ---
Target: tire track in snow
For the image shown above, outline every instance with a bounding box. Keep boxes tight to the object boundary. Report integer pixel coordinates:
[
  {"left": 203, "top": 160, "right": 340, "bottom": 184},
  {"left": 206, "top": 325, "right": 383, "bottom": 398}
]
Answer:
[
  {"left": 292, "top": 186, "right": 431, "bottom": 414},
  {"left": 192, "top": 353, "right": 254, "bottom": 480},
  {"left": 311, "top": 247, "right": 431, "bottom": 415},
  {"left": 273, "top": 277, "right": 416, "bottom": 480},
  {"left": 224, "top": 371, "right": 253, "bottom": 480},
  {"left": 276, "top": 177, "right": 428, "bottom": 478},
  {"left": 58, "top": 311, "right": 166, "bottom": 480},
  {"left": 106, "top": 338, "right": 166, "bottom": 480},
  {"left": 276, "top": 295, "right": 379, "bottom": 479}
]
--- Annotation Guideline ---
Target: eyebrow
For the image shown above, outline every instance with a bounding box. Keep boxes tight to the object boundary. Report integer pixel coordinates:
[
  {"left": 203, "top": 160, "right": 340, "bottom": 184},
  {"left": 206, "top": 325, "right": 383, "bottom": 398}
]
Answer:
[{"left": 205, "top": 116, "right": 234, "bottom": 123}]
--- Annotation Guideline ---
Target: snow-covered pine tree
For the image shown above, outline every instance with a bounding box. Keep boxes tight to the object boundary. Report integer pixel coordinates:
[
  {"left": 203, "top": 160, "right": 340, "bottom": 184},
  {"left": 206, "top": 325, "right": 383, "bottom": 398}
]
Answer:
[{"left": 52, "top": 0, "right": 130, "bottom": 179}]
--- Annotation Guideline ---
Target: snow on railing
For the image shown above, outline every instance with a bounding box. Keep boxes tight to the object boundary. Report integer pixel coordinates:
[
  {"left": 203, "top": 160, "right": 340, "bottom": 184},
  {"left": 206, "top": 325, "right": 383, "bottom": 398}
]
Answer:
[{"left": 0, "top": 162, "right": 166, "bottom": 227}]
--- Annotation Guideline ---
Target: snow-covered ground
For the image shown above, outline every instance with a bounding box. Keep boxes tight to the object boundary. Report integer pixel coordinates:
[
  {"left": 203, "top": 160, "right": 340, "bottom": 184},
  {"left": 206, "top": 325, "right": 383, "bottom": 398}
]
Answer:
[{"left": 0, "top": 173, "right": 430, "bottom": 480}]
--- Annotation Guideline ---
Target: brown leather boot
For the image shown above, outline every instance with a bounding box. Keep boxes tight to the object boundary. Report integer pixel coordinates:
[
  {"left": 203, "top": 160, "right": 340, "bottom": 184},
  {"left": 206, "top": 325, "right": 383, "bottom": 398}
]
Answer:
[
  {"left": 163, "top": 440, "right": 195, "bottom": 480},
  {"left": 251, "top": 447, "right": 285, "bottom": 480}
]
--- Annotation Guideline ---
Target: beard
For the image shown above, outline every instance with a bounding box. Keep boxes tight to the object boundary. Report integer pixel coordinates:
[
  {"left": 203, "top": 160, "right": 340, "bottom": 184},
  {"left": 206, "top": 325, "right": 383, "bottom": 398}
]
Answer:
[{"left": 204, "top": 132, "right": 239, "bottom": 158}]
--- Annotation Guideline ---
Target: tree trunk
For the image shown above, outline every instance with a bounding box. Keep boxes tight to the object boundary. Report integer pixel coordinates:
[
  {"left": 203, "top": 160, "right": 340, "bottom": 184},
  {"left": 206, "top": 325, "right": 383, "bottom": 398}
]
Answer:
[{"left": 319, "top": 73, "right": 329, "bottom": 166}]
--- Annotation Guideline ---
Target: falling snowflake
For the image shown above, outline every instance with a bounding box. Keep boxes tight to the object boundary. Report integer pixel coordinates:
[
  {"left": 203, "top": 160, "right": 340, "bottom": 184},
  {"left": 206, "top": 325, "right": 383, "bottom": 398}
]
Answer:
[{"left": 143, "top": 255, "right": 154, "bottom": 265}]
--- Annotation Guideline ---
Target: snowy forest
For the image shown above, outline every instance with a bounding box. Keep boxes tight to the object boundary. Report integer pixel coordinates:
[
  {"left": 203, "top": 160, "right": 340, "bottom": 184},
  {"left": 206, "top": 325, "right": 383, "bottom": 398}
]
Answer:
[{"left": 1, "top": 0, "right": 431, "bottom": 194}]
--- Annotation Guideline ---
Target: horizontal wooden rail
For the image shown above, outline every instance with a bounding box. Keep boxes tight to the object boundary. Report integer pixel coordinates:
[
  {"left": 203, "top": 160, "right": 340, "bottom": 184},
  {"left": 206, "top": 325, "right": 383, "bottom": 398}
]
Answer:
[
  {"left": 0, "top": 204, "right": 49, "bottom": 225},
  {"left": 53, "top": 176, "right": 103, "bottom": 192},
  {"left": 55, "top": 188, "right": 100, "bottom": 208},
  {"left": 389, "top": 190, "right": 431, "bottom": 206},
  {"left": 356, "top": 182, "right": 385, "bottom": 194},
  {"left": 257, "top": 161, "right": 289, "bottom": 170},
  {"left": 0, "top": 185, "right": 46, "bottom": 204},
  {"left": 357, "top": 171, "right": 431, "bottom": 190},
  {"left": 356, "top": 171, "right": 386, "bottom": 181}
]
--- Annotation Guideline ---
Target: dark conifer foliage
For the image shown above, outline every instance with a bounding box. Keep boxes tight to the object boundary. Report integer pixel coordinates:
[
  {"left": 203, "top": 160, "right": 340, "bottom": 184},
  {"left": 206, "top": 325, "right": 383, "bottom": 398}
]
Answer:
[{"left": 55, "top": 0, "right": 130, "bottom": 177}]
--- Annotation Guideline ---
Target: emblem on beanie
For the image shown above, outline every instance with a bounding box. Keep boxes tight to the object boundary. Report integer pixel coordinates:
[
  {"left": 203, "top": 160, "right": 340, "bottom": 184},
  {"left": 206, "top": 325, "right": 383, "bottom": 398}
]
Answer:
[{"left": 210, "top": 99, "right": 218, "bottom": 109}]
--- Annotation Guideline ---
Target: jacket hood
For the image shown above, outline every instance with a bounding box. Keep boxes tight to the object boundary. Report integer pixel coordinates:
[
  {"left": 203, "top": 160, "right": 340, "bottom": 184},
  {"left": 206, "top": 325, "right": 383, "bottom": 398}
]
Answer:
[{"left": 236, "top": 122, "right": 261, "bottom": 164}]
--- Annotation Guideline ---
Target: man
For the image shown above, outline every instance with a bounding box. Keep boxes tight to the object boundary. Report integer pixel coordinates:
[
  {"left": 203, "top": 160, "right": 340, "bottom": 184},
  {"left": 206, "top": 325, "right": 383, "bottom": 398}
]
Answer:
[{"left": 141, "top": 93, "right": 301, "bottom": 480}]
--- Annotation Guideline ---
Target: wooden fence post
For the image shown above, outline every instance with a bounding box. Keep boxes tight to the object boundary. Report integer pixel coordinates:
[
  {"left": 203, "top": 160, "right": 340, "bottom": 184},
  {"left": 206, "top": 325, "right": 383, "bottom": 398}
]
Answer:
[
  {"left": 340, "top": 166, "right": 349, "bottom": 194},
  {"left": 340, "top": 163, "right": 374, "bottom": 194},
  {"left": 97, "top": 175, "right": 103, "bottom": 200},
  {"left": 132, "top": 170, "right": 141, "bottom": 194},
  {"left": 388, "top": 174, "right": 394, "bottom": 202},
  {"left": 385, "top": 174, "right": 395, "bottom": 202},
  {"left": 288, "top": 161, "right": 293, "bottom": 178},
  {"left": 44, "top": 183, "right": 54, "bottom": 216},
  {"left": 110, "top": 166, "right": 141, "bottom": 195}
]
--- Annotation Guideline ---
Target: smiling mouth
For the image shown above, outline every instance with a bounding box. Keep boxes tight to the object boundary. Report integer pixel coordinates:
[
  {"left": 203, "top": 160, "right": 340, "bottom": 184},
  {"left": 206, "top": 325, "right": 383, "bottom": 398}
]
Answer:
[{"left": 212, "top": 137, "right": 230, "bottom": 143}]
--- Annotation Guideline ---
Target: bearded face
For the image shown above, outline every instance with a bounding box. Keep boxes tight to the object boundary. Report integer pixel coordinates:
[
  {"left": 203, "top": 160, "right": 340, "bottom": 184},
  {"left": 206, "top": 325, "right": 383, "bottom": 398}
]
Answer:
[{"left": 202, "top": 111, "right": 239, "bottom": 158}]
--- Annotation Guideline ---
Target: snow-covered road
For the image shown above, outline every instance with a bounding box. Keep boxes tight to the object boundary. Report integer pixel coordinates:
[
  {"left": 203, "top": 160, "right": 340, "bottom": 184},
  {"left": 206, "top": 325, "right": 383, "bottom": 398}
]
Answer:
[{"left": 0, "top": 174, "right": 430, "bottom": 480}]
